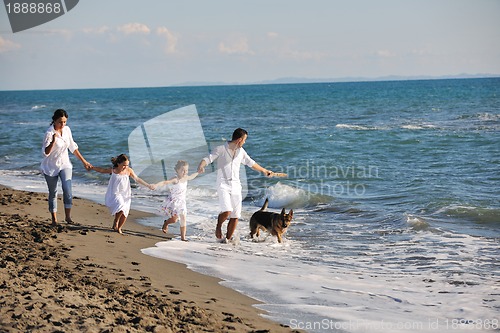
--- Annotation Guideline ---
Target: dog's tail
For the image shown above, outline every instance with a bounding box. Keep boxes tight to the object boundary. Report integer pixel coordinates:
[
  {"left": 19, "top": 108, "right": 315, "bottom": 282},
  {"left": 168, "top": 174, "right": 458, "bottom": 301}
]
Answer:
[{"left": 260, "top": 198, "right": 269, "bottom": 211}]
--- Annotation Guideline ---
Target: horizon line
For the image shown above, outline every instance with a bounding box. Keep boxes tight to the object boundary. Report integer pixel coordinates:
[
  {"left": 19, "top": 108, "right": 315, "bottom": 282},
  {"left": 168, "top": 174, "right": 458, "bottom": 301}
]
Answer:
[{"left": 1, "top": 73, "right": 499, "bottom": 92}]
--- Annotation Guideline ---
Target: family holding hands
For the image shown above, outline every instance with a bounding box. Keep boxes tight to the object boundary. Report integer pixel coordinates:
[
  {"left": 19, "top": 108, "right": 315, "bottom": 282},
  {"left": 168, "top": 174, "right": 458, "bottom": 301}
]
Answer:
[{"left": 42, "top": 109, "right": 279, "bottom": 242}]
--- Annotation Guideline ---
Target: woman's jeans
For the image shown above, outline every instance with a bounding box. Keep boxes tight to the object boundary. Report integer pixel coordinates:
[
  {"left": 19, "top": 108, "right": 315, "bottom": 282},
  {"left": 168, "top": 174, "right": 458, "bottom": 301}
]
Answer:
[{"left": 44, "top": 168, "right": 72, "bottom": 213}]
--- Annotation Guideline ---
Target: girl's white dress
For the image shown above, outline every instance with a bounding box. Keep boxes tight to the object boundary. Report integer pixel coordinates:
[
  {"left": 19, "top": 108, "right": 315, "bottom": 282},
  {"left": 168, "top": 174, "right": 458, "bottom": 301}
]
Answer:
[
  {"left": 160, "top": 180, "right": 187, "bottom": 218},
  {"left": 105, "top": 171, "right": 131, "bottom": 217}
]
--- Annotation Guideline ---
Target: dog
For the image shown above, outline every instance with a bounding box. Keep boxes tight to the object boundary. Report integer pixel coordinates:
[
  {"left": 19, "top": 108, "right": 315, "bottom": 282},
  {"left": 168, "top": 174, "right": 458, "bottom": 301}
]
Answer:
[{"left": 249, "top": 198, "right": 293, "bottom": 243}]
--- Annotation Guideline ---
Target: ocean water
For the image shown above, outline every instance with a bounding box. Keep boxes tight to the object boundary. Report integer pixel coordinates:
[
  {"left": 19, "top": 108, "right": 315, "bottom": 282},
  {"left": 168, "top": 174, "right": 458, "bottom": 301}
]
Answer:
[{"left": 1, "top": 79, "right": 499, "bottom": 332}]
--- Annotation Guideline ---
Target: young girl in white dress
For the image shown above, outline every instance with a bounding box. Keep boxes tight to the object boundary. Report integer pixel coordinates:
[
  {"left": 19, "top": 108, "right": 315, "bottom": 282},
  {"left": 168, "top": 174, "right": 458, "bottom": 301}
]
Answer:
[
  {"left": 92, "top": 154, "right": 153, "bottom": 234},
  {"left": 153, "top": 160, "right": 198, "bottom": 241}
]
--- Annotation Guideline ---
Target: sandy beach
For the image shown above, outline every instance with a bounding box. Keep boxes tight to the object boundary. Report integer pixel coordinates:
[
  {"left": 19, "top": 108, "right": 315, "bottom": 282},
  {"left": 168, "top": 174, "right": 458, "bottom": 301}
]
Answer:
[{"left": 0, "top": 186, "right": 299, "bottom": 333}]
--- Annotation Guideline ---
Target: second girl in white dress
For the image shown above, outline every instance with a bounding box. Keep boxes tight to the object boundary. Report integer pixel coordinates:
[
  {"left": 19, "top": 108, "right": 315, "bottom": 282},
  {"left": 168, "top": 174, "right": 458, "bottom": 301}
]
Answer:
[{"left": 153, "top": 160, "right": 198, "bottom": 241}]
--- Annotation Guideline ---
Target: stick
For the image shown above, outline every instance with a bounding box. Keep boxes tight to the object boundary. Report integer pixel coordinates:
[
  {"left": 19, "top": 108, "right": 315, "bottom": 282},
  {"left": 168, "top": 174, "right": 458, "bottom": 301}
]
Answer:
[{"left": 271, "top": 172, "right": 288, "bottom": 178}]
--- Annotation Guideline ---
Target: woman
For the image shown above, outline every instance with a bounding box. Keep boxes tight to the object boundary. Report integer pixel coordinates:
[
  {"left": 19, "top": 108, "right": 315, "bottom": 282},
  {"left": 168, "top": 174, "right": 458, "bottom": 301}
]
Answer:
[{"left": 41, "top": 109, "right": 92, "bottom": 225}]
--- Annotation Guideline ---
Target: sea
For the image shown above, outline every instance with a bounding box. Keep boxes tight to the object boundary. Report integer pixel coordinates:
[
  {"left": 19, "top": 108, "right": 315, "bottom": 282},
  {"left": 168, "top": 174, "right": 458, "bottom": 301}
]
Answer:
[{"left": 0, "top": 78, "right": 499, "bottom": 332}]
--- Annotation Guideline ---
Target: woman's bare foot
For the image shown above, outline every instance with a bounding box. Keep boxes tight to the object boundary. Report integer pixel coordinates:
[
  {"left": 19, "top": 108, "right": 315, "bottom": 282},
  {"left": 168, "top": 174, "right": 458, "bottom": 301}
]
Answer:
[
  {"left": 117, "top": 228, "right": 123, "bottom": 234},
  {"left": 50, "top": 212, "right": 57, "bottom": 226}
]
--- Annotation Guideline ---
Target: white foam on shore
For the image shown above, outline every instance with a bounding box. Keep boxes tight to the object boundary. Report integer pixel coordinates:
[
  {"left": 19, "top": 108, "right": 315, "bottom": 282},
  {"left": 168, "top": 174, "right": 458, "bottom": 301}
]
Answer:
[
  {"left": 142, "top": 229, "right": 499, "bottom": 332},
  {"left": 141, "top": 187, "right": 499, "bottom": 332}
]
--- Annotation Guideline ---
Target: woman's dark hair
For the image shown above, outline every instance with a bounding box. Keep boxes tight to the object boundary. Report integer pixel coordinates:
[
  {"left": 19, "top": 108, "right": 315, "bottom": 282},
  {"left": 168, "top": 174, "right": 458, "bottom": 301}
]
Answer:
[
  {"left": 51, "top": 109, "right": 68, "bottom": 125},
  {"left": 232, "top": 128, "right": 248, "bottom": 141},
  {"left": 111, "top": 154, "right": 129, "bottom": 168}
]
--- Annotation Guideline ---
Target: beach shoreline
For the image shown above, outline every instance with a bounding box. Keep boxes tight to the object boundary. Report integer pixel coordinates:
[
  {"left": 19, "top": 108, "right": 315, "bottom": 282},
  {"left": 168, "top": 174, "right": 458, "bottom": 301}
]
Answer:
[{"left": 0, "top": 185, "right": 298, "bottom": 332}]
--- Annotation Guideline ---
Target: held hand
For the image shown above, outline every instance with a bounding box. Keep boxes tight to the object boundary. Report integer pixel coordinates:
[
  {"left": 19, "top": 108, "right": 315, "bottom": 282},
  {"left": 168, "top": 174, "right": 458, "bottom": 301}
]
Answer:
[
  {"left": 197, "top": 160, "right": 208, "bottom": 174},
  {"left": 83, "top": 161, "right": 93, "bottom": 171}
]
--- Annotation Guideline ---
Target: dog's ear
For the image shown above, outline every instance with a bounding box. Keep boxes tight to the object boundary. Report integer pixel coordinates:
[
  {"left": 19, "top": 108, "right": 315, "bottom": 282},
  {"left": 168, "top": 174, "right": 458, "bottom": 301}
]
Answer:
[
  {"left": 289, "top": 209, "right": 293, "bottom": 218},
  {"left": 280, "top": 208, "right": 286, "bottom": 215}
]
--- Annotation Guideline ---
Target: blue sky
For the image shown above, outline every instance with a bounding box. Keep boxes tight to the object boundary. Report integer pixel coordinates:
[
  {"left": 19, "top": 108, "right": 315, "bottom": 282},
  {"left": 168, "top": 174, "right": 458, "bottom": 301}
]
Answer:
[{"left": 1, "top": 0, "right": 499, "bottom": 90}]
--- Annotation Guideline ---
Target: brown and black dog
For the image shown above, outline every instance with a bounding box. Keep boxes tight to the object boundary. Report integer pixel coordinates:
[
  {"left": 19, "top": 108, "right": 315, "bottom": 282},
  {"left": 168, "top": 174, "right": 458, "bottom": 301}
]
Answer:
[{"left": 249, "top": 198, "right": 293, "bottom": 243}]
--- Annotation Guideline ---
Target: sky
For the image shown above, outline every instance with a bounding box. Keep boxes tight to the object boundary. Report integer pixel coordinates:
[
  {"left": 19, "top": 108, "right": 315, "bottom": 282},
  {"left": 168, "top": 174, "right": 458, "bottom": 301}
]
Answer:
[{"left": 1, "top": 0, "right": 499, "bottom": 90}]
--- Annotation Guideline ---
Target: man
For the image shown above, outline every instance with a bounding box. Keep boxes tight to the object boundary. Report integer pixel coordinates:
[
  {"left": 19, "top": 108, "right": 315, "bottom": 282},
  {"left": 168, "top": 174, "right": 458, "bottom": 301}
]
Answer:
[{"left": 198, "top": 128, "right": 275, "bottom": 242}]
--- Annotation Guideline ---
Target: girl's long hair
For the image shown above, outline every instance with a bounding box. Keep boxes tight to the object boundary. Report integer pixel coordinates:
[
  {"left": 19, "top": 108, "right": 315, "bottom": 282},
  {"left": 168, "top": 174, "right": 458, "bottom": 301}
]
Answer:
[{"left": 111, "top": 154, "right": 129, "bottom": 168}]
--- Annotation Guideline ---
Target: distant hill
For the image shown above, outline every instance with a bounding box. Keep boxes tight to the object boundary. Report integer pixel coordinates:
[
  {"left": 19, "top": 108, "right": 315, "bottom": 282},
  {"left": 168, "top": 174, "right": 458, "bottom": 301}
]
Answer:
[{"left": 175, "top": 73, "right": 500, "bottom": 87}]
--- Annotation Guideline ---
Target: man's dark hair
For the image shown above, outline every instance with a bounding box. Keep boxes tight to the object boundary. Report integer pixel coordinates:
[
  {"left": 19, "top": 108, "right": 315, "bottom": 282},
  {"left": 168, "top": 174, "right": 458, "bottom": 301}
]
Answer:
[{"left": 232, "top": 128, "right": 248, "bottom": 141}]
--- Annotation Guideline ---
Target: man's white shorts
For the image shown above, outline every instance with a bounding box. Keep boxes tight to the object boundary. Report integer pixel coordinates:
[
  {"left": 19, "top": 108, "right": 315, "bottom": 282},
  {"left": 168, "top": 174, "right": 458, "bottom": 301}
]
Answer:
[{"left": 218, "top": 182, "right": 242, "bottom": 219}]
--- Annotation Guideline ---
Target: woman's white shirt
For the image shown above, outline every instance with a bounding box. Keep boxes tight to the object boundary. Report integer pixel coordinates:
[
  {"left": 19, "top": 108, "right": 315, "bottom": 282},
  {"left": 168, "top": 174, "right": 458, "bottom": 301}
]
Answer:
[{"left": 41, "top": 125, "right": 79, "bottom": 176}]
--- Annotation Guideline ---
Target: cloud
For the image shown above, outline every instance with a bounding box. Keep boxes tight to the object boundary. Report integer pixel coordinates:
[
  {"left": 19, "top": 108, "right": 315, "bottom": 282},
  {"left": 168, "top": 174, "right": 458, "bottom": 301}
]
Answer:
[
  {"left": 0, "top": 36, "right": 21, "bottom": 53},
  {"left": 375, "top": 50, "right": 396, "bottom": 58},
  {"left": 157, "top": 27, "right": 178, "bottom": 54},
  {"left": 82, "top": 26, "right": 110, "bottom": 34},
  {"left": 37, "top": 29, "right": 73, "bottom": 40},
  {"left": 219, "top": 37, "right": 254, "bottom": 55},
  {"left": 410, "top": 48, "right": 435, "bottom": 56},
  {"left": 262, "top": 33, "right": 326, "bottom": 61},
  {"left": 285, "top": 50, "right": 327, "bottom": 61},
  {"left": 117, "top": 23, "right": 151, "bottom": 35}
]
